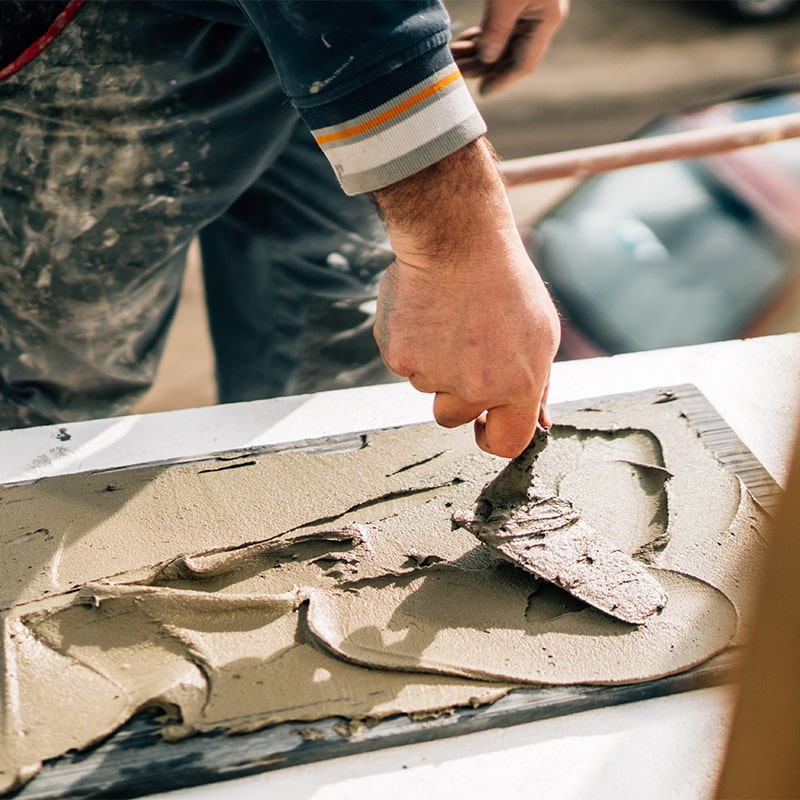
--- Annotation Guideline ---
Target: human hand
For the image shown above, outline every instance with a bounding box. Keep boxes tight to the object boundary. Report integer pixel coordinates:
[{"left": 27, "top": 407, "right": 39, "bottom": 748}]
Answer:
[
  {"left": 371, "top": 138, "right": 560, "bottom": 458},
  {"left": 374, "top": 244, "right": 559, "bottom": 458},
  {"left": 451, "top": 0, "right": 569, "bottom": 96}
]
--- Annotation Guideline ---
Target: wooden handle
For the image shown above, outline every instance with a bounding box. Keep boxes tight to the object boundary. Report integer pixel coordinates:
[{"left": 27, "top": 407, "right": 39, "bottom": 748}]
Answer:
[{"left": 499, "top": 112, "right": 800, "bottom": 185}]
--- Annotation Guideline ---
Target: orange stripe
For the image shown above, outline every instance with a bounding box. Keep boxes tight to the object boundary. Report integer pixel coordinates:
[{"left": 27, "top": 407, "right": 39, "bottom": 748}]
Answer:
[{"left": 315, "top": 70, "right": 461, "bottom": 146}]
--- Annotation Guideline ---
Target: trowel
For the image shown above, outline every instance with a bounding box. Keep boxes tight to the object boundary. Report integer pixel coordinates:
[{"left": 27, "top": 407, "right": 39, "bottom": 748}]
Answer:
[{"left": 451, "top": 426, "right": 667, "bottom": 625}]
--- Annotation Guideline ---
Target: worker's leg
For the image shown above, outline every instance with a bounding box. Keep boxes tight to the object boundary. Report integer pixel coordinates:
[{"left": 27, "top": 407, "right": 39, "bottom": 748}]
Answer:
[
  {"left": 199, "top": 122, "right": 397, "bottom": 402},
  {"left": 0, "top": 2, "right": 296, "bottom": 429}
]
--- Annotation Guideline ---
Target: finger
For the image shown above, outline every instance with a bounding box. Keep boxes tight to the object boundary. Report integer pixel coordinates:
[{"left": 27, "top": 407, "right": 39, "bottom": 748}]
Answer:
[
  {"left": 433, "top": 392, "right": 487, "bottom": 428},
  {"left": 477, "top": 56, "right": 516, "bottom": 96},
  {"left": 450, "top": 35, "right": 484, "bottom": 74},
  {"left": 476, "top": 0, "right": 528, "bottom": 63},
  {"left": 478, "top": 4, "right": 567, "bottom": 94},
  {"left": 450, "top": 40, "right": 477, "bottom": 59},
  {"left": 475, "top": 403, "right": 539, "bottom": 459},
  {"left": 451, "top": 25, "right": 481, "bottom": 44},
  {"left": 512, "top": 17, "right": 562, "bottom": 74},
  {"left": 538, "top": 378, "right": 552, "bottom": 429},
  {"left": 478, "top": 27, "right": 549, "bottom": 95}
]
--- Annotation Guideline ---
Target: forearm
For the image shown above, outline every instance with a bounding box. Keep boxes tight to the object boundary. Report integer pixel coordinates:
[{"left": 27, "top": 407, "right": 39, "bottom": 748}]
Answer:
[{"left": 370, "top": 137, "right": 519, "bottom": 268}]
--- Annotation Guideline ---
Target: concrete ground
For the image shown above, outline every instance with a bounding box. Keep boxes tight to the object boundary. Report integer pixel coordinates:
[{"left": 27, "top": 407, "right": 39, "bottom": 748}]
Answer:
[{"left": 135, "top": 0, "right": 800, "bottom": 415}]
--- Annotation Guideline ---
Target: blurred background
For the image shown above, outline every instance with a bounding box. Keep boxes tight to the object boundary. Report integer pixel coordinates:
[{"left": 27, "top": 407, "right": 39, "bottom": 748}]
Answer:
[{"left": 135, "top": 0, "right": 800, "bottom": 414}]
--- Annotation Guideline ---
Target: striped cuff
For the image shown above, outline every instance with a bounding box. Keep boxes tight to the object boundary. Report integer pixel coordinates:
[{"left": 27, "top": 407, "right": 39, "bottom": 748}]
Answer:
[{"left": 311, "top": 65, "right": 487, "bottom": 196}]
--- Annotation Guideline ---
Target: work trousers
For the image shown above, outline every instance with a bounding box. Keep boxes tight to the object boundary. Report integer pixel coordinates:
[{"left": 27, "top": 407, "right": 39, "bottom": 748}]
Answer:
[{"left": 0, "top": 1, "right": 395, "bottom": 430}]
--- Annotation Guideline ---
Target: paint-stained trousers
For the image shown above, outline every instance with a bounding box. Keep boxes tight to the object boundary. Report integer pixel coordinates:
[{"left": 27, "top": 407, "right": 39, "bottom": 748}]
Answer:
[{"left": 0, "top": 2, "right": 395, "bottom": 430}]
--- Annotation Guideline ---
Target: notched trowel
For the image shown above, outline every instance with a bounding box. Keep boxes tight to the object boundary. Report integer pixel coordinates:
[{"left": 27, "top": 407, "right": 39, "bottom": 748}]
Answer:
[{"left": 452, "top": 427, "right": 668, "bottom": 625}]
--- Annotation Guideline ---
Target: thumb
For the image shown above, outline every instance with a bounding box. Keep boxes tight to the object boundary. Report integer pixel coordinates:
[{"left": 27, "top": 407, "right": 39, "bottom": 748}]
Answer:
[
  {"left": 477, "top": 0, "right": 528, "bottom": 63},
  {"left": 474, "top": 403, "right": 539, "bottom": 459}
]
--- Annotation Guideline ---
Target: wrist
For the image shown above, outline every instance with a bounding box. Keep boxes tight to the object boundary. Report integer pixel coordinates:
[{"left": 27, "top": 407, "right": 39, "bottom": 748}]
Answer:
[{"left": 371, "top": 137, "right": 518, "bottom": 268}]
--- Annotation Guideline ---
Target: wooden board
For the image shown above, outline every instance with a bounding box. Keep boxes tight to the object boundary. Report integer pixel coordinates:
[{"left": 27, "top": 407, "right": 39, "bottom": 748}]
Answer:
[{"left": 10, "top": 384, "right": 781, "bottom": 800}]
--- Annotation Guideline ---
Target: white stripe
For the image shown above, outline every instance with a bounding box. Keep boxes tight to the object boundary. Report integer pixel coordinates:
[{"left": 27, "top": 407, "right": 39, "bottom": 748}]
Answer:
[{"left": 320, "top": 81, "right": 479, "bottom": 179}]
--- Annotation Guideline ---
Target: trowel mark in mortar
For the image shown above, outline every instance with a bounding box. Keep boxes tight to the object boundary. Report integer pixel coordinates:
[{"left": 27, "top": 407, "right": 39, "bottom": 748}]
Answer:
[
  {"left": 548, "top": 424, "right": 666, "bottom": 476},
  {"left": 151, "top": 526, "right": 370, "bottom": 590},
  {"left": 386, "top": 451, "right": 447, "bottom": 477},
  {"left": 286, "top": 478, "right": 464, "bottom": 533},
  {"left": 555, "top": 460, "right": 672, "bottom": 564},
  {"left": 306, "top": 565, "right": 737, "bottom": 686},
  {"left": 524, "top": 580, "right": 591, "bottom": 625}
]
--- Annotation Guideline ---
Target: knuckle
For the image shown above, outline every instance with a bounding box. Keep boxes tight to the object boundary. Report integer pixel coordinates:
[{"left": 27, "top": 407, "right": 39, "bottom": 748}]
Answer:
[
  {"left": 459, "top": 387, "right": 486, "bottom": 407},
  {"left": 383, "top": 353, "right": 414, "bottom": 378}
]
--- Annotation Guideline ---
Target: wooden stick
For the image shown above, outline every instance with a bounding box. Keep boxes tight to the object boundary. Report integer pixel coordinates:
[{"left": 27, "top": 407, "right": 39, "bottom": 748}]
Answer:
[{"left": 499, "top": 112, "right": 800, "bottom": 185}]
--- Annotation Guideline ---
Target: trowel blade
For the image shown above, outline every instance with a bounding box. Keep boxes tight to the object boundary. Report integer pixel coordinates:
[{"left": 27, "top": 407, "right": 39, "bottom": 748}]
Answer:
[{"left": 452, "top": 428, "right": 667, "bottom": 625}]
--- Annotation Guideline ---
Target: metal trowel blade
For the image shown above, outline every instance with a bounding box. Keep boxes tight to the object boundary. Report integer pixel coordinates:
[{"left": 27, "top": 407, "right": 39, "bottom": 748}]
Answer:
[{"left": 452, "top": 427, "right": 667, "bottom": 625}]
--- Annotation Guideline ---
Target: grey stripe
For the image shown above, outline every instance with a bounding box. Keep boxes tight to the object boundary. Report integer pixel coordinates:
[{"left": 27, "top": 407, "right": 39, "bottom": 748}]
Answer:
[{"left": 339, "top": 116, "right": 487, "bottom": 196}]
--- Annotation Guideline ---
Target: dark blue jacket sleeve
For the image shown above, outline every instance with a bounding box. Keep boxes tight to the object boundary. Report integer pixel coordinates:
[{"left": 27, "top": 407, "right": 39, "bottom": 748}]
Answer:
[{"left": 156, "top": 0, "right": 486, "bottom": 193}]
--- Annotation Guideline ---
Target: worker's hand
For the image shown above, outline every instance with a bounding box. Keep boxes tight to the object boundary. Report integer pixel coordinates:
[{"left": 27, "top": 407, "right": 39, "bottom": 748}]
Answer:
[
  {"left": 375, "top": 246, "right": 559, "bottom": 458},
  {"left": 371, "top": 139, "right": 560, "bottom": 459},
  {"left": 451, "top": 0, "right": 568, "bottom": 96}
]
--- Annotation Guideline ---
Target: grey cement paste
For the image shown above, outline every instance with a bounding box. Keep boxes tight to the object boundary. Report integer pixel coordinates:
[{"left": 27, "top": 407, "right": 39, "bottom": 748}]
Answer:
[{"left": 0, "top": 391, "right": 770, "bottom": 793}]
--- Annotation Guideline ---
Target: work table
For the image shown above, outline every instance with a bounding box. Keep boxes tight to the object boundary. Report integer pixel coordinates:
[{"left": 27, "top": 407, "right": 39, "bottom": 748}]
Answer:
[{"left": 2, "top": 332, "right": 798, "bottom": 800}]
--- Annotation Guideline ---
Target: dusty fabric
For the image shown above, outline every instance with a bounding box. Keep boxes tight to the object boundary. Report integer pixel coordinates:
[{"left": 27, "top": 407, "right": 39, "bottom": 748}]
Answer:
[{"left": 0, "top": 1, "right": 394, "bottom": 429}]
